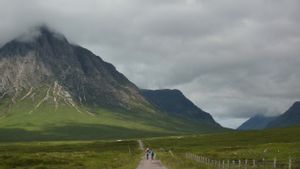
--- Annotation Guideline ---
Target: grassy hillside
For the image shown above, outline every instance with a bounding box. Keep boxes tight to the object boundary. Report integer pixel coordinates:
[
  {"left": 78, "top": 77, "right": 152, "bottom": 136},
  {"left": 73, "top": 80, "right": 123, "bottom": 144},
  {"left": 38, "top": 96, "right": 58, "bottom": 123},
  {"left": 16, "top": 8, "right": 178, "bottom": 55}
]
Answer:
[
  {"left": 0, "top": 87, "right": 226, "bottom": 142},
  {"left": 145, "top": 126, "right": 300, "bottom": 169},
  {"left": 0, "top": 140, "right": 140, "bottom": 169}
]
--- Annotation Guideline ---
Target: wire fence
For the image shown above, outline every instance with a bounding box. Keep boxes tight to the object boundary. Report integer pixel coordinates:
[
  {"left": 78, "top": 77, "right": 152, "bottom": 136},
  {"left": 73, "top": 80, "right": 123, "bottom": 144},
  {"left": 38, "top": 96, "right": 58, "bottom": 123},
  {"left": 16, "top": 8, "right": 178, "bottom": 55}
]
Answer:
[{"left": 185, "top": 152, "right": 299, "bottom": 169}]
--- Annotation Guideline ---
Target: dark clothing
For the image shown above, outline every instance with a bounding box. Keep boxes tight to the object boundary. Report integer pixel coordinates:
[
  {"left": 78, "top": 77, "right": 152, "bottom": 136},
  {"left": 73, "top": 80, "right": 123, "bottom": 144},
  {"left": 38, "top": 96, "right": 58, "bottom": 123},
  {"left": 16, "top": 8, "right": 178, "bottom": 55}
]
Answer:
[
  {"left": 145, "top": 149, "right": 150, "bottom": 160},
  {"left": 151, "top": 151, "right": 155, "bottom": 160}
]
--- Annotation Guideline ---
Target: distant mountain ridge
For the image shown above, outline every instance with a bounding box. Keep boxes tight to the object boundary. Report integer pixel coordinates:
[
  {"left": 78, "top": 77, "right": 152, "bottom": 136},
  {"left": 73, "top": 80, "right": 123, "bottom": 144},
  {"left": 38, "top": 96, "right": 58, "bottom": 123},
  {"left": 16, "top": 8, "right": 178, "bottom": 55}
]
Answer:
[
  {"left": 237, "top": 101, "right": 300, "bottom": 130},
  {"left": 237, "top": 114, "right": 276, "bottom": 130},
  {"left": 141, "top": 89, "right": 220, "bottom": 126},
  {"left": 267, "top": 101, "right": 300, "bottom": 128}
]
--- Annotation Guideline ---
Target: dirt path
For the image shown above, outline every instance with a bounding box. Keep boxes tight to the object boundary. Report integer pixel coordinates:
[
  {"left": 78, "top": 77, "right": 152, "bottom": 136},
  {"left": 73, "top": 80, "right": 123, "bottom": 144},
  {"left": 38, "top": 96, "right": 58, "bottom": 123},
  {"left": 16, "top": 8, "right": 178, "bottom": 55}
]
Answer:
[
  {"left": 136, "top": 140, "right": 168, "bottom": 169},
  {"left": 136, "top": 159, "right": 168, "bottom": 169}
]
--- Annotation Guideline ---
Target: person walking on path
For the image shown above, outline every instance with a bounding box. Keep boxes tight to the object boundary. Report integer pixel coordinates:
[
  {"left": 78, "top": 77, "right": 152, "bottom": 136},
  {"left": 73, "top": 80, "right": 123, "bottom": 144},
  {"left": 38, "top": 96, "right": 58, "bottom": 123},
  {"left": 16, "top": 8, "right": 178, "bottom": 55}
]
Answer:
[
  {"left": 145, "top": 147, "right": 150, "bottom": 160},
  {"left": 137, "top": 140, "right": 167, "bottom": 169},
  {"left": 150, "top": 149, "right": 155, "bottom": 160}
]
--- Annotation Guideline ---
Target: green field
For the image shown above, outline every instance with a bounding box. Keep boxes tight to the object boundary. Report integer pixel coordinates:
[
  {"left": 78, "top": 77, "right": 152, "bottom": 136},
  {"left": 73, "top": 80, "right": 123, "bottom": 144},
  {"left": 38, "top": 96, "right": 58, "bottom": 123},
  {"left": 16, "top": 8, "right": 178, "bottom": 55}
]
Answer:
[
  {"left": 0, "top": 86, "right": 226, "bottom": 142},
  {"left": 0, "top": 126, "right": 299, "bottom": 168},
  {"left": 0, "top": 140, "right": 141, "bottom": 169},
  {"left": 144, "top": 126, "right": 300, "bottom": 169}
]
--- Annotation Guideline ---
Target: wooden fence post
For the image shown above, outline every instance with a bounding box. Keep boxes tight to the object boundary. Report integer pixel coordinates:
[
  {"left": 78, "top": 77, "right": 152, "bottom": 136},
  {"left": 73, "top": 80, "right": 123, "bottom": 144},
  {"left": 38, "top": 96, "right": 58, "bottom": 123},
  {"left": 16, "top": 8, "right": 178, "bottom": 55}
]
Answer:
[
  {"left": 184, "top": 154, "right": 292, "bottom": 169},
  {"left": 227, "top": 160, "right": 230, "bottom": 169},
  {"left": 289, "top": 156, "right": 292, "bottom": 169},
  {"left": 273, "top": 157, "right": 276, "bottom": 168}
]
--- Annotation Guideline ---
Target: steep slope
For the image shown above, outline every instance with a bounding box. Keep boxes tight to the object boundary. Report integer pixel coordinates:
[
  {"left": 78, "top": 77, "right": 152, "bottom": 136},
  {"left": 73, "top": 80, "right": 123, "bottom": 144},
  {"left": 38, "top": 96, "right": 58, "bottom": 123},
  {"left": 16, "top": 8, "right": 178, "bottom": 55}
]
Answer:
[
  {"left": 141, "top": 89, "right": 221, "bottom": 127},
  {"left": 0, "top": 26, "right": 152, "bottom": 111},
  {"left": 267, "top": 101, "right": 300, "bottom": 128},
  {"left": 237, "top": 114, "right": 277, "bottom": 130}
]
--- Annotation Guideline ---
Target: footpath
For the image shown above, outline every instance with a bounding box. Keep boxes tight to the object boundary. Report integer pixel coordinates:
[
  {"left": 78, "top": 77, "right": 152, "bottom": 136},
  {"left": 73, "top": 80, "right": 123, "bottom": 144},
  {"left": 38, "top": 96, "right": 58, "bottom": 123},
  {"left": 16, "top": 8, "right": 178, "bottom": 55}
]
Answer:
[{"left": 136, "top": 140, "right": 168, "bottom": 169}]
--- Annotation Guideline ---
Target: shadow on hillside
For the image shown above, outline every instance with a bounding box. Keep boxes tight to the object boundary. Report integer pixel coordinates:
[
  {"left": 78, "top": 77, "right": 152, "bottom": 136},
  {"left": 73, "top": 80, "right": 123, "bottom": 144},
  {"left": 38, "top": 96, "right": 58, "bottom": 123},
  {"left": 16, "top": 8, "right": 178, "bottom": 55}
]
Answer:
[{"left": 0, "top": 124, "right": 170, "bottom": 142}]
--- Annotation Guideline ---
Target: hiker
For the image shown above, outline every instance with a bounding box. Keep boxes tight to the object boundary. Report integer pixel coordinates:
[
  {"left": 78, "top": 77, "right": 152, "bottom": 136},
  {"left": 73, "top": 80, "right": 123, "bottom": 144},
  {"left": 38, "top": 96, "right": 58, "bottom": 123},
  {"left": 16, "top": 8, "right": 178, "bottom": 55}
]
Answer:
[
  {"left": 149, "top": 149, "right": 155, "bottom": 160},
  {"left": 145, "top": 147, "right": 150, "bottom": 160}
]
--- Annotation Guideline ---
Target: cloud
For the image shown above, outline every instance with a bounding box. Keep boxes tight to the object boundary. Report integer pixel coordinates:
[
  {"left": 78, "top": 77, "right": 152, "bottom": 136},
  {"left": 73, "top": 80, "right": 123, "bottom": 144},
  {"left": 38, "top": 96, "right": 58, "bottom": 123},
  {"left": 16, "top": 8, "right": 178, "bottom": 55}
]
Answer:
[{"left": 0, "top": 0, "right": 299, "bottom": 128}]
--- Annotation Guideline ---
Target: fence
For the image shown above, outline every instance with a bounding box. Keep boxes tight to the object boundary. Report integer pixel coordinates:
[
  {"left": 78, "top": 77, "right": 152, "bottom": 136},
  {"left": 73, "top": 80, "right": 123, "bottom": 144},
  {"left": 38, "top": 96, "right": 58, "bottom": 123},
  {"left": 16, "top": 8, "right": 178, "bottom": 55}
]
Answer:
[{"left": 185, "top": 152, "right": 298, "bottom": 169}]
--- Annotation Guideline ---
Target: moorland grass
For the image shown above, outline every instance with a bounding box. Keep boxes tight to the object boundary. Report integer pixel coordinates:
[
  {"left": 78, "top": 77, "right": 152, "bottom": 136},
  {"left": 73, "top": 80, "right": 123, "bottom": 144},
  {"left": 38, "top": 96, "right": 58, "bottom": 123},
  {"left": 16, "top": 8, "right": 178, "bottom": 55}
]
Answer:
[
  {"left": 0, "top": 140, "right": 141, "bottom": 169},
  {"left": 144, "top": 126, "right": 300, "bottom": 169}
]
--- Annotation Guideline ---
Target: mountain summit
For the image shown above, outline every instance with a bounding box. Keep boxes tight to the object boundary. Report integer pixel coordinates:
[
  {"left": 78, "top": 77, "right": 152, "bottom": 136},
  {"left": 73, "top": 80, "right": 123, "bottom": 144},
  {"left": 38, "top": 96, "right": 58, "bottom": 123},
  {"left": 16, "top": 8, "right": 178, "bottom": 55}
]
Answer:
[{"left": 0, "top": 26, "right": 151, "bottom": 111}]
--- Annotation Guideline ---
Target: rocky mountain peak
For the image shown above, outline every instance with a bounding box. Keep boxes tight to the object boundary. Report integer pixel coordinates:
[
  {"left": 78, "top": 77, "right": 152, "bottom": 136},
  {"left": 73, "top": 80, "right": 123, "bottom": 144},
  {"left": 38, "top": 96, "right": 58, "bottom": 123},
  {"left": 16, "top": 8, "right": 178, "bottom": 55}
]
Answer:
[
  {"left": 0, "top": 25, "right": 69, "bottom": 57},
  {"left": 0, "top": 25, "right": 152, "bottom": 111}
]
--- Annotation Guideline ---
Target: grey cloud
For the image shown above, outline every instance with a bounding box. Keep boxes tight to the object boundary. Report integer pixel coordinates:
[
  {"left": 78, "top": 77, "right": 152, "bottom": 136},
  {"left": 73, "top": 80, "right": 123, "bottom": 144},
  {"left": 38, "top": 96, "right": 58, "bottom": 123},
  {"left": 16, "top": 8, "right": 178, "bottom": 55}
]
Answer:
[{"left": 0, "top": 0, "right": 299, "bottom": 128}]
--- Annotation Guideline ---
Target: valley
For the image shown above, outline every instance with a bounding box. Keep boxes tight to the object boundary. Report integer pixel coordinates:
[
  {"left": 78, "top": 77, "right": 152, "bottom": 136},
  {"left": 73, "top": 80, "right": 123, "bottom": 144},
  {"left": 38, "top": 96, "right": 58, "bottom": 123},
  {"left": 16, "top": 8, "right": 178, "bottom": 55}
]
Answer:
[
  {"left": 0, "top": 26, "right": 225, "bottom": 142},
  {"left": 0, "top": 26, "right": 299, "bottom": 169}
]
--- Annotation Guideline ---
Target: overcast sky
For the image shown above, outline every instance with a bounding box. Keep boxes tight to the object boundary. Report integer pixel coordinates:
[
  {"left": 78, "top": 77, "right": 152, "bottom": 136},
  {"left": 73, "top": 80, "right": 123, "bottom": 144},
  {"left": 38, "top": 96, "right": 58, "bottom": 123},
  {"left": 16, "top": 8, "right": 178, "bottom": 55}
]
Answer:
[{"left": 1, "top": 0, "right": 299, "bottom": 128}]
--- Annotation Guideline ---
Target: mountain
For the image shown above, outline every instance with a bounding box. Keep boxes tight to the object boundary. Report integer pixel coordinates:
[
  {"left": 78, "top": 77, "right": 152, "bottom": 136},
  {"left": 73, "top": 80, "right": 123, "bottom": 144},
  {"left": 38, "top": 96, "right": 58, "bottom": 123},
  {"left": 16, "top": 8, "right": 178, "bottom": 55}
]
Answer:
[
  {"left": 238, "top": 101, "right": 300, "bottom": 130},
  {"left": 141, "top": 89, "right": 220, "bottom": 127},
  {"left": 237, "top": 114, "right": 277, "bottom": 130},
  {"left": 267, "top": 101, "right": 300, "bottom": 128},
  {"left": 0, "top": 26, "right": 224, "bottom": 141},
  {"left": 0, "top": 26, "right": 151, "bottom": 111}
]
